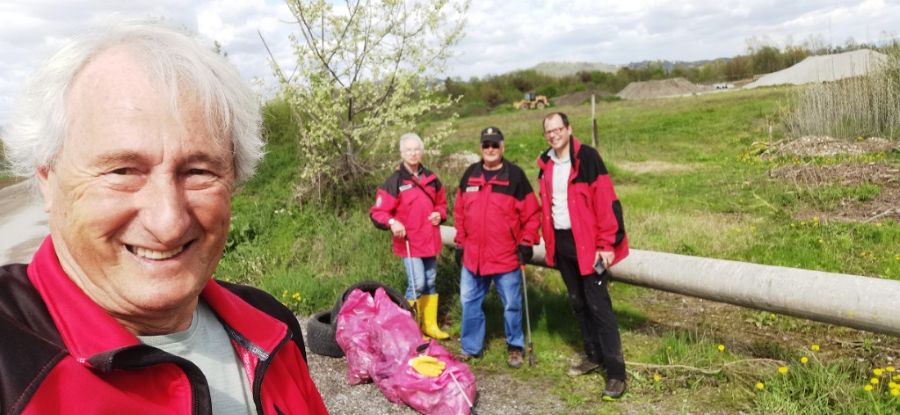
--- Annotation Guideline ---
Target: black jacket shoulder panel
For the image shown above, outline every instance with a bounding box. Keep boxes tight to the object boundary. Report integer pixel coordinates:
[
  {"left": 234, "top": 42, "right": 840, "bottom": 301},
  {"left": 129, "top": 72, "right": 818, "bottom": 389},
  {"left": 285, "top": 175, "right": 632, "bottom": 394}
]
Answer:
[
  {"left": 0, "top": 264, "right": 67, "bottom": 415},
  {"left": 379, "top": 170, "right": 404, "bottom": 198},
  {"left": 573, "top": 144, "right": 608, "bottom": 184},
  {"left": 216, "top": 281, "right": 307, "bottom": 362},
  {"left": 459, "top": 163, "right": 482, "bottom": 188}
]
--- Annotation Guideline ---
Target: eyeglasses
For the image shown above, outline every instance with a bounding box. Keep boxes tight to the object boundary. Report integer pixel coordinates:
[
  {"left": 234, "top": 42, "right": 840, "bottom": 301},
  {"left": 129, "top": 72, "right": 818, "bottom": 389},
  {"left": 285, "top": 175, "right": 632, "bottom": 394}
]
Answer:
[
  {"left": 544, "top": 126, "right": 567, "bottom": 137},
  {"left": 402, "top": 148, "right": 423, "bottom": 154},
  {"left": 481, "top": 142, "right": 501, "bottom": 149}
]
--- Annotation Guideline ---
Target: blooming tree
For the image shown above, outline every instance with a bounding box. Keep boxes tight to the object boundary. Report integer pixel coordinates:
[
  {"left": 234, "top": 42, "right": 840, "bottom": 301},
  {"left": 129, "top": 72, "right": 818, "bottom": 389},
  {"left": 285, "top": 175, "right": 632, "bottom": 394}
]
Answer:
[{"left": 269, "top": 0, "right": 468, "bottom": 200}]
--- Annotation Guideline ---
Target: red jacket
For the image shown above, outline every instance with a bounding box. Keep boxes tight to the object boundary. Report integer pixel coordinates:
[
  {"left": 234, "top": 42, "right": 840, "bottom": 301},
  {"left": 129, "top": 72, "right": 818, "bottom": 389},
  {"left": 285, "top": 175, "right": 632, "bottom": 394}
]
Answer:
[
  {"left": 536, "top": 137, "right": 629, "bottom": 276},
  {"left": 453, "top": 161, "right": 541, "bottom": 275},
  {"left": 0, "top": 237, "right": 328, "bottom": 415},
  {"left": 370, "top": 164, "right": 447, "bottom": 258}
]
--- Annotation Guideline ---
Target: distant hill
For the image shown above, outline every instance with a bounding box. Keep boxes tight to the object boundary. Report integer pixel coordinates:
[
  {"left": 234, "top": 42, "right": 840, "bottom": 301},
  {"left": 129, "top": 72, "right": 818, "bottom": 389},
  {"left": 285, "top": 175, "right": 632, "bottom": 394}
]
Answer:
[
  {"left": 626, "top": 59, "right": 718, "bottom": 72},
  {"left": 531, "top": 61, "right": 619, "bottom": 77}
]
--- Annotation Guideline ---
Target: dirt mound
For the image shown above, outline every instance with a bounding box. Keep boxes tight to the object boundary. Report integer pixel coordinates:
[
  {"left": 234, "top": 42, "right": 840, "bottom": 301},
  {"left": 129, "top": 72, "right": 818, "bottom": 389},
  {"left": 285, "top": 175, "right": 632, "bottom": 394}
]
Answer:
[
  {"left": 769, "top": 163, "right": 899, "bottom": 222},
  {"left": 553, "top": 90, "right": 612, "bottom": 107},
  {"left": 617, "top": 77, "right": 712, "bottom": 100},
  {"left": 744, "top": 49, "right": 888, "bottom": 89},
  {"left": 769, "top": 163, "right": 898, "bottom": 187},
  {"left": 762, "top": 136, "right": 898, "bottom": 158}
]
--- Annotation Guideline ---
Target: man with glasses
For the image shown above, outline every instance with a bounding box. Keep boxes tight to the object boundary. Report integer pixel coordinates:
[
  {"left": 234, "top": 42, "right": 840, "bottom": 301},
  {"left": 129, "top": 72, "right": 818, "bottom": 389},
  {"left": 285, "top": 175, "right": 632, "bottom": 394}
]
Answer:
[
  {"left": 453, "top": 127, "right": 540, "bottom": 368},
  {"left": 370, "top": 133, "right": 450, "bottom": 339},
  {"left": 536, "top": 112, "right": 630, "bottom": 400}
]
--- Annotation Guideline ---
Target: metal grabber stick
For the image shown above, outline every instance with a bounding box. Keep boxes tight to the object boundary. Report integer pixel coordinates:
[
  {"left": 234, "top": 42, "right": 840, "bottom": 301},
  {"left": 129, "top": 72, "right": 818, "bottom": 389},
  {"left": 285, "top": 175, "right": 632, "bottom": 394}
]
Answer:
[
  {"left": 405, "top": 237, "right": 420, "bottom": 325},
  {"left": 520, "top": 263, "right": 535, "bottom": 367}
]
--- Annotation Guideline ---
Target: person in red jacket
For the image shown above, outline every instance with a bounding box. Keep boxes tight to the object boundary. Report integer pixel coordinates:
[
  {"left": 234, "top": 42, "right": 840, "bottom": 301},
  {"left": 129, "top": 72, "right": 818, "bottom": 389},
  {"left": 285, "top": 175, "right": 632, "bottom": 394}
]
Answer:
[
  {"left": 453, "top": 127, "right": 540, "bottom": 368},
  {"left": 0, "top": 21, "right": 327, "bottom": 414},
  {"left": 536, "top": 112, "right": 630, "bottom": 400},
  {"left": 370, "top": 133, "right": 449, "bottom": 340}
]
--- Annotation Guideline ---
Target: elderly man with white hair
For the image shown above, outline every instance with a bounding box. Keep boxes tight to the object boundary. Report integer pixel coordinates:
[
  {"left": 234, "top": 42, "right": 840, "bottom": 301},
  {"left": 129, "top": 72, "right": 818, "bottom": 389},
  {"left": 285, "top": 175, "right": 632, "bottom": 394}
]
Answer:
[
  {"left": 369, "top": 132, "right": 450, "bottom": 340},
  {"left": 0, "top": 21, "right": 327, "bottom": 414}
]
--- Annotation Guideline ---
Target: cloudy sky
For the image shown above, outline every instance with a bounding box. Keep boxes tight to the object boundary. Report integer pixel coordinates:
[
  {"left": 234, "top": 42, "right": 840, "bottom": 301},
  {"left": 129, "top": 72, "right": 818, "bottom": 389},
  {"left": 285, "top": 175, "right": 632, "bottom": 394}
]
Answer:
[{"left": 0, "top": 0, "right": 897, "bottom": 125}]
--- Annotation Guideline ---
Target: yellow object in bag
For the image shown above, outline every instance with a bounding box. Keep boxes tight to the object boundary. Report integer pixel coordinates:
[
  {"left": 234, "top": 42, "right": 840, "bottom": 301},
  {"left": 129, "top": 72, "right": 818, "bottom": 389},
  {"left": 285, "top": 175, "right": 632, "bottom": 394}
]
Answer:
[{"left": 409, "top": 355, "right": 446, "bottom": 377}]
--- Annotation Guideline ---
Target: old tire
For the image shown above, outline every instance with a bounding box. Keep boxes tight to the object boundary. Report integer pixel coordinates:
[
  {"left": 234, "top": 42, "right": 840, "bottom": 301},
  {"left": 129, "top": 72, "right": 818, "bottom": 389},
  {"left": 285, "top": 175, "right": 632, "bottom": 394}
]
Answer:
[
  {"left": 330, "top": 281, "right": 410, "bottom": 323},
  {"left": 536, "top": 102, "right": 546, "bottom": 109},
  {"left": 306, "top": 309, "right": 344, "bottom": 358}
]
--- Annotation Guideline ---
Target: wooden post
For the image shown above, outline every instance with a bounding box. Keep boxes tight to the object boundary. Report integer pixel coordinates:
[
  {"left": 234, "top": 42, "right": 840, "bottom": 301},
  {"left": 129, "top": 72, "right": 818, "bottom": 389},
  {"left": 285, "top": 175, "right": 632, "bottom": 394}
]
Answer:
[{"left": 591, "top": 94, "right": 598, "bottom": 147}]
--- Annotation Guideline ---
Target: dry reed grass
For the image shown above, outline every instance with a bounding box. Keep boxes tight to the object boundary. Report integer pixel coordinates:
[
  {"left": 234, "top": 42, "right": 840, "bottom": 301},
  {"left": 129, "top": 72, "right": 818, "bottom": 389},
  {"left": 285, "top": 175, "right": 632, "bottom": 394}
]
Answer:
[{"left": 787, "top": 49, "right": 900, "bottom": 139}]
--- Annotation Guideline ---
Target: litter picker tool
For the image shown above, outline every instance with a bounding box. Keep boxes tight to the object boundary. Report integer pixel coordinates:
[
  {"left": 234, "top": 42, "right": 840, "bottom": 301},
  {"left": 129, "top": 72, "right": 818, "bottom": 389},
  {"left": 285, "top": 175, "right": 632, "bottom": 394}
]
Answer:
[
  {"left": 405, "top": 237, "right": 421, "bottom": 326},
  {"left": 520, "top": 263, "right": 536, "bottom": 367},
  {"left": 449, "top": 370, "right": 477, "bottom": 415}
]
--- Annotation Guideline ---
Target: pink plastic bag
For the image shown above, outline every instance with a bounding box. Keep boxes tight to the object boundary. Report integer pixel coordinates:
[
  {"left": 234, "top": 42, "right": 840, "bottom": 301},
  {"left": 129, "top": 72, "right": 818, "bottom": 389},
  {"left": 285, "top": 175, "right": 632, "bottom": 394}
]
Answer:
[
  {"left": 335, "top": 287, "right": 477, "bottom": 414},
  {"left": 334, "top": 288, "right": 378, "bottom": 384}
]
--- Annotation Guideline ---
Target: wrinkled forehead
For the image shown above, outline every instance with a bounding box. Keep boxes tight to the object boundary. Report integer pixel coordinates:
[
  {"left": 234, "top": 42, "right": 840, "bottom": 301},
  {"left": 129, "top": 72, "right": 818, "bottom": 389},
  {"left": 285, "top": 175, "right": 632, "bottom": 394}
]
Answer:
[{"left": 66, "top": 45, "right": 230, "bottom": 148}]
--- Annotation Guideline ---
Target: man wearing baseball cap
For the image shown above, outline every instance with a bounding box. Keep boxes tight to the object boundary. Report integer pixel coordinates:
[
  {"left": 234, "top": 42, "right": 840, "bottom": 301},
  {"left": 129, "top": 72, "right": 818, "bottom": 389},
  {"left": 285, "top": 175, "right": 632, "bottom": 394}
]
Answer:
[{"left": 452, "top": 127, "right": 540, "bottom": 368}]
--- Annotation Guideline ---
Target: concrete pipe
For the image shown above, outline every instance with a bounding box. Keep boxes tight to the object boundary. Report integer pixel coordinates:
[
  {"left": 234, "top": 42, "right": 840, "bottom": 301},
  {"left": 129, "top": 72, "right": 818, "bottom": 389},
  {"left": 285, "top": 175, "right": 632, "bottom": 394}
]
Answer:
[{"left": 440, "top": 226, "right": 900, "bottom": 337}]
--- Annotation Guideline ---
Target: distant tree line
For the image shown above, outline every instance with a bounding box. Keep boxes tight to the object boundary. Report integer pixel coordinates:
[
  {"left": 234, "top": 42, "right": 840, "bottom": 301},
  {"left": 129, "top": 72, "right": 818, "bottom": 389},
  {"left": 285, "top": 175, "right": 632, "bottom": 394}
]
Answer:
[{"left": 440, "top": 36, "right": 895, "bottom": 116}]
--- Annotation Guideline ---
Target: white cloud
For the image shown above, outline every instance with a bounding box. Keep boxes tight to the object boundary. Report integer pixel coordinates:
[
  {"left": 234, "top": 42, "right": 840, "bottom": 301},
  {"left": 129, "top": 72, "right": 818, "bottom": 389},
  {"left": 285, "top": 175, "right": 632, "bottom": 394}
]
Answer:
[{"left": 0, "top": 0, "right": 898, "bottom": 125}]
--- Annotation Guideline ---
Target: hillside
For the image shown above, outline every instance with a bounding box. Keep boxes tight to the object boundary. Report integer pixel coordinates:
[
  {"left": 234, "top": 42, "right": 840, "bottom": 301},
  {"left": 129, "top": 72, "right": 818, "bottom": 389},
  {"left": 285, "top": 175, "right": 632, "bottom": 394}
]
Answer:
[{"left": 531, "top": 60, "right": 619, "bottom": 77}]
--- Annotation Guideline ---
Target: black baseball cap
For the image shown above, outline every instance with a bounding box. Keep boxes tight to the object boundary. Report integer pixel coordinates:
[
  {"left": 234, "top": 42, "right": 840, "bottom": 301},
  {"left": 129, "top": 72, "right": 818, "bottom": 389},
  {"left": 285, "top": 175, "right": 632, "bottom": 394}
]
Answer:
[{"left": 480, "top": 126, "right": 504, "bottom": 143}]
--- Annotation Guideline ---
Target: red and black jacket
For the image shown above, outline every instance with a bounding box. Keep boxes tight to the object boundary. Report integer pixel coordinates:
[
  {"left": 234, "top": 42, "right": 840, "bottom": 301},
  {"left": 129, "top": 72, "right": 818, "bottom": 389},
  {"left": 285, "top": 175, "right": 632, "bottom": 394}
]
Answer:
[
  {"left": 536, "top": 137, "right": 629, "bottom": 276},
  {"left": 453, "top": 161, "right": 541, "bottom": 275},
  {"left": 0, "top": 237, "right": 328, "bottom": 415},
  {"left": 370, "top": 163, "right": 447, "bottom": 258}
]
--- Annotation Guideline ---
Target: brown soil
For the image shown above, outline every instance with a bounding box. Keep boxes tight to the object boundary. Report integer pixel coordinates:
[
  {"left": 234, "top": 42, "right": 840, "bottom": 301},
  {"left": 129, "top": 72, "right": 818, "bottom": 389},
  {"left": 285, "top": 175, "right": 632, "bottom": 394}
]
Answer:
[
  {"left": 763, "top": 136, "right": 899, "bottom": 222},
  {"left": 762, "top": 136, "right": 898, "bottom": 159}
]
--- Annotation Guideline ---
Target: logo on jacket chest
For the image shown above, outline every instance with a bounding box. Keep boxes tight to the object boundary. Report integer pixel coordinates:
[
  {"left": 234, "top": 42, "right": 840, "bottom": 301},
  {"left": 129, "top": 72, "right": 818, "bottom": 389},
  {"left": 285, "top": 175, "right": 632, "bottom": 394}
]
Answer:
[
  {"left": 399, "top": 184, "right": 413, "bottom": 192},
  {"left": 465, "top": 185, "right": 480, "bottom": 192}
]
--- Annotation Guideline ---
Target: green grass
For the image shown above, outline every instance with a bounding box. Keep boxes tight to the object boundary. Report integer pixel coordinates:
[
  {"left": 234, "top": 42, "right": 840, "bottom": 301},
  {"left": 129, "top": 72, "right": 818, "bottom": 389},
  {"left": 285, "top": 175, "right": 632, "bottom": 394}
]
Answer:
[{"left": 220, "top": 88, "right": 900, "bottom": 413}]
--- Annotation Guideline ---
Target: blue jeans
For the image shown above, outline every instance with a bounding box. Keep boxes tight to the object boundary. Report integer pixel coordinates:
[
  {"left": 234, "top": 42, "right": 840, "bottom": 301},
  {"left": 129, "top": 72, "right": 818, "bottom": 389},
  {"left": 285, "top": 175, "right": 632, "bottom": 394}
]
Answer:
[
  {"left": 459, "top": 266, "right": 524, "bottom": 356},
  {"left": 403, "top": 256, "right": 437, "bottom": 300}
]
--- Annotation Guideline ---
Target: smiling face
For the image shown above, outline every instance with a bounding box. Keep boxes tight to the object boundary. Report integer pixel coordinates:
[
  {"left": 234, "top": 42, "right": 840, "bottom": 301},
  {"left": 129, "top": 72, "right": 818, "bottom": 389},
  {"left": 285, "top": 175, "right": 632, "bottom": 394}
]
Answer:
[
  {"left": 37, "top": 46, "right": 235, "bottom": 334},
  {"left": 543, "top": 114, "right": 572, "bottom": 156}
]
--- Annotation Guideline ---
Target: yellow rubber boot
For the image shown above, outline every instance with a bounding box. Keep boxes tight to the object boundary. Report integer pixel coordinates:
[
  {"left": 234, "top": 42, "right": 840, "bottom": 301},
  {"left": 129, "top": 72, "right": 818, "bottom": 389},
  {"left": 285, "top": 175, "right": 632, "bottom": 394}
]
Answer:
[{"left": 420, "top": 294, "right": 450, "bottom": 340}]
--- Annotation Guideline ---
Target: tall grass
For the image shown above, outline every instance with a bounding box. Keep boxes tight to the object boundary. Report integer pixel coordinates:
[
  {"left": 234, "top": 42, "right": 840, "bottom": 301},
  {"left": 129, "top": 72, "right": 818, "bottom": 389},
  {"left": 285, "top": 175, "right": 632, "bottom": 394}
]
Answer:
[{"left": 787, "top": 48, "right": 900, "bottom": 139}]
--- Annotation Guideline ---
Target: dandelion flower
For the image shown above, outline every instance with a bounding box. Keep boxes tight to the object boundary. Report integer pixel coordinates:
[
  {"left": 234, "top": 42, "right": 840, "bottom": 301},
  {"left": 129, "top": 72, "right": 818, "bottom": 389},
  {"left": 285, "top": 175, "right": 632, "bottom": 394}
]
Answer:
[
  {"left": 653, "top": 373, "right": 661, "bottom": 382},
  {"left": 871, "top": 377, "right": 880, "bottom": 385},
  {"left": 717, "top": 344, "right": 725, "bottom": 352},
  {"left": 778, "top": 367, "right": 789, "bottom": 375},
  {"left": 864, "top": 384, "right": 874, "bottom": 392},
  {"left": 800, "top": 356, "right": 808, "bottom": 365},
  {"left": 892, "top": 388, "right": 900, "bottom": 397},
  {"left": 889, "top": 381, "right": 898, "bottom": 389},
  {"left": 755, "top": 382, "right": 764, "bottom": 390},
  {"left": 874, "top": 368, "right": 884, "bottom": 376},
  {"left": 810, "top": 344, "right": 820, "bottom": 352},
  {"left": 887, "top": 366, "right": 895, "bottom": 372}
]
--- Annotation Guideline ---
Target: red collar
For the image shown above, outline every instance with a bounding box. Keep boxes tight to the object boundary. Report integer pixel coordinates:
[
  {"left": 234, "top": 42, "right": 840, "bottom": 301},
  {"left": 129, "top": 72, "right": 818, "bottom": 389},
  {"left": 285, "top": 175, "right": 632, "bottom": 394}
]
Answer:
[{"left": 27, "top": 236, "right": 285, "bottom": 363}]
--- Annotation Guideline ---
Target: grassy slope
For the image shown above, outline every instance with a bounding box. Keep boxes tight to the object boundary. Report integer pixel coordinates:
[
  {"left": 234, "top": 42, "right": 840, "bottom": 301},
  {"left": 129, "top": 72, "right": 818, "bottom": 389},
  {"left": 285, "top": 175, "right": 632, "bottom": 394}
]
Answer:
[{"left": 220, "top": 88, "right": 900, "bottom": 413}]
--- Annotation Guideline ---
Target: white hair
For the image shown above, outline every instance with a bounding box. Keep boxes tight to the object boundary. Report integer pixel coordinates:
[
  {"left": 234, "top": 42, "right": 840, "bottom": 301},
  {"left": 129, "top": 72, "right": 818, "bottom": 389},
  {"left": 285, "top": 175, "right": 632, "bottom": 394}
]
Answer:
[
  {"left": 2, "top": 19, "right": 263, "bottom": 183},
  {"left": 398, "top": 132, "right": 424, "bottom": 152}
]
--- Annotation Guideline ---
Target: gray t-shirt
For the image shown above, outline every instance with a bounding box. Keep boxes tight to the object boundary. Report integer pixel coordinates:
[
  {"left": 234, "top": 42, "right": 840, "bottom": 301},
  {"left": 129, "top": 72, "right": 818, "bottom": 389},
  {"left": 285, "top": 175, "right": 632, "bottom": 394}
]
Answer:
[{"left": 138, "top": 301, "right": 257, "bottom": 415}]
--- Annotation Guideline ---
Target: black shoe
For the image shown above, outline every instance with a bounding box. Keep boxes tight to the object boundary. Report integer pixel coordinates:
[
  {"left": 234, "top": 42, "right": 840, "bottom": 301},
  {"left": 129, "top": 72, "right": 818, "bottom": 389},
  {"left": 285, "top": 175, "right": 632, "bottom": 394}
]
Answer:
[
  {"left": 457, "top": 352, "right": 480, "bottom": 362},
  {"left": 567, "top": 355, "right": 600, "bottom": 376},
  {"left": 602, "top": 379, "right": 627, "bottom": 401},
  {"left": 507, "top": 349, "right": 524, "bottom": 368}
]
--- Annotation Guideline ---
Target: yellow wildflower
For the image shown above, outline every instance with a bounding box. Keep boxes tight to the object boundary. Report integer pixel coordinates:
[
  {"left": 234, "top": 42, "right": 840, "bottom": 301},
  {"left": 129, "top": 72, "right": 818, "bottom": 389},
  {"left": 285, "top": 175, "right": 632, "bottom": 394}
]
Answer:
[
  {"left": 755, "top": 382, "right": 765, "bottom": 390},
  {"left": 871, "top": 377, "right": 879, "bottom": 385},
  {"left": 864, "top": 384, "right": 874, "bottom": 392},
  {"left": 887, "top": 366, "right": 895, "bottom": 372},
  {"left": 874, "top": 368, "right": 884, "bottom": 376},
  {"left": 892, "top": 388, "right": 900, "bottom": 397},
  {"left": 717, "top": 344, "right": 725, "bottom": 352},
  {"left": 889, "top": 381, "right": 897, "bottom": 389},
  {"left": 800, "top": 356, "right": 808, "bottom": 365},
  {"left": 778, "top": 367, "right": 789, "bottom": 375},
  {"left": 810, "top": 344, "right": 820, "bottom": 352},
  {"left": 653, "top": 373, "right": 661, "bottom": 382}
]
